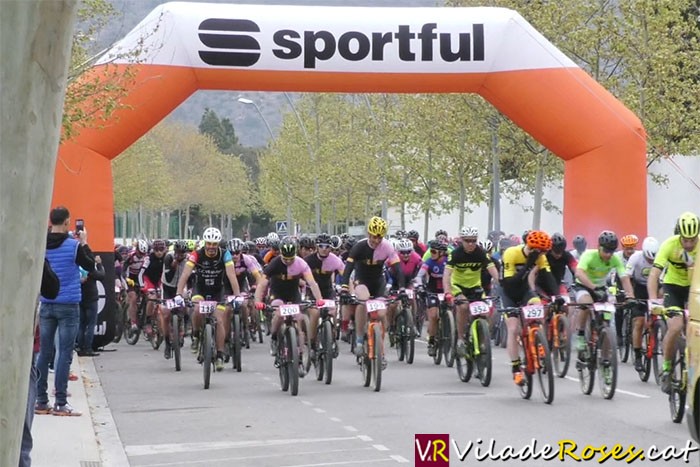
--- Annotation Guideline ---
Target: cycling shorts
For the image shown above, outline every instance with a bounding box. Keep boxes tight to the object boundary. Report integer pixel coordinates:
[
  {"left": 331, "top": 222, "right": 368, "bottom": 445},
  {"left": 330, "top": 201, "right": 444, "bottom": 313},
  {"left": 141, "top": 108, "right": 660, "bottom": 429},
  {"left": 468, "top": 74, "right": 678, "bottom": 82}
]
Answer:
[{"left": 662, "top": 283, "right": 689, "bottom": 316}]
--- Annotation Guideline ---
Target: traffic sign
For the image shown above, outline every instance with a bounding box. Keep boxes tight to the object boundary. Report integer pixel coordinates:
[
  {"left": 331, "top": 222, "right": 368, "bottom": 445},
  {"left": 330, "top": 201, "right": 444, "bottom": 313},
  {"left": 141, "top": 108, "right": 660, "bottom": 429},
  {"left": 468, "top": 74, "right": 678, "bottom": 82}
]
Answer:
[{"left": 276, "top": 221, "right": 288, "bottom": 235}]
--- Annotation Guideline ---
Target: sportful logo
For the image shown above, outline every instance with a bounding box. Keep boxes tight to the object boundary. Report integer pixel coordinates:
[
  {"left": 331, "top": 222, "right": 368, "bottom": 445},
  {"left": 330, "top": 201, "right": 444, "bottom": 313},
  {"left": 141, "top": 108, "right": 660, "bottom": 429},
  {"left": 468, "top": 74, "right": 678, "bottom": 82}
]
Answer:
[{"left": 198, "top": 19, "right": 484, "bottom": 69}]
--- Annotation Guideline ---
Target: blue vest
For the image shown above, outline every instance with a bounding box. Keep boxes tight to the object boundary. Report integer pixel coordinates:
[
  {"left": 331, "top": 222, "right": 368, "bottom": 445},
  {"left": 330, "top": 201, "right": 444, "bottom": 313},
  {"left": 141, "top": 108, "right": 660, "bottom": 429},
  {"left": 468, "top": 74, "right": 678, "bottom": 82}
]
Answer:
[{"left": 41, "top": 238, "right": 82, "bottom": 304}]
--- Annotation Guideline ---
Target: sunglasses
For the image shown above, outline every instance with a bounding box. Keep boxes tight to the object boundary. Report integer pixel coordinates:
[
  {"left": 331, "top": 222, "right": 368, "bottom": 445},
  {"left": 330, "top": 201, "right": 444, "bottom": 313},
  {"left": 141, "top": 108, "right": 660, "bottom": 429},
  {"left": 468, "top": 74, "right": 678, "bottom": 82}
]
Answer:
[
  {"left": 317, "top": 244, "right": 330, "bottom": 249},
  {"left": 231, "top": 250, "right": 241, "bottom": 255},
  {"left": 430, "top": 249, "right": 439, "bottom": 254},
  {"left": 400, "top": 250, "right": 412, "bottom": 255},
  {"left": 601, "top": 247, "right": 616, "bottom": 254},
  {"left": 462, "top": 238, "right": 477, "bottom": 243},
  {"left": 153, "top": 247, "right": 165, "bottom": 252}
]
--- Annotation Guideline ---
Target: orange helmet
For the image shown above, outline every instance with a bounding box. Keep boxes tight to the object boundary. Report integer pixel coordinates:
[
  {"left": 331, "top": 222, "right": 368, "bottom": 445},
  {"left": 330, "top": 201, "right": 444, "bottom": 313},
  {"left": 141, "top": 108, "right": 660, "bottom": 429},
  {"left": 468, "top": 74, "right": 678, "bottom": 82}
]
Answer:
[
  {"left": 526, "top": 230, "right": 551, "bottom": 251},
  {"left": 620, "top": 234, "right": 639, "bottom": 248}
]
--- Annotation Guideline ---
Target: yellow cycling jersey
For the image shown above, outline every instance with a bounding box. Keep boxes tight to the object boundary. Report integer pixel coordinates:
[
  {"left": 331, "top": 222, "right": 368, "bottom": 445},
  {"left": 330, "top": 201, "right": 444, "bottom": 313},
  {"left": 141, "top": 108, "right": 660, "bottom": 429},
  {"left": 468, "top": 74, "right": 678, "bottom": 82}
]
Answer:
[
  {"left": 654, "top": 235, "right": 698, "bottom": 287},
  {"left": 502, "top": 246, "right": 550, "bottom": 279}
]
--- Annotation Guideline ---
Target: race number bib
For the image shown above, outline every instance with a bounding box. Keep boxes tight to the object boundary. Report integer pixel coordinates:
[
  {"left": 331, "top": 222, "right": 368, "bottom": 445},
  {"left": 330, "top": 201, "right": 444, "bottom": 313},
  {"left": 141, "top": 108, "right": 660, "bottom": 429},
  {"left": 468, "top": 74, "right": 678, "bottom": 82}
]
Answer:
[
  {"left": 227, "top": 295, "right": 245, "bottom": 304},
  {"left": 405, "top": 289, "right": 414, "bottom": 299},
  {"left": 280, "top": 304, "right": 301, "bottom": 316},
  {"left": 522, "top": 304, "right": 545, "bottom": 320},
  {"left": 593, "top": 303, "right": 615, "bottom": 313},
  {"left": 437, "top": 293, "right": 445, "bottom": 302},
  {"left": 164, "top": 299, "right": 178, "bottom": 310},
  {"left": 469, "top": 301, "right": 490, "bottom": 316},
  {"left": 199, "top": 301, "right": 217, "bottom": 314},
  {"left": 322, "top": 299, "right": 336, "bottom": 309},
  {"left": 366, "top": 300, "right": 386, "bottom": 313}
]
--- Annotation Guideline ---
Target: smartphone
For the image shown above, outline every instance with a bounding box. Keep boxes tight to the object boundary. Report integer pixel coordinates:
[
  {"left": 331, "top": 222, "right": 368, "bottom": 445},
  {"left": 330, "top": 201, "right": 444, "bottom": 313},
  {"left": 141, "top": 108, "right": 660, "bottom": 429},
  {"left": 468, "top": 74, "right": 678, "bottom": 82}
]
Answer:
[{"left": 75, "top": 219, "right": 85, "bottom": 233}]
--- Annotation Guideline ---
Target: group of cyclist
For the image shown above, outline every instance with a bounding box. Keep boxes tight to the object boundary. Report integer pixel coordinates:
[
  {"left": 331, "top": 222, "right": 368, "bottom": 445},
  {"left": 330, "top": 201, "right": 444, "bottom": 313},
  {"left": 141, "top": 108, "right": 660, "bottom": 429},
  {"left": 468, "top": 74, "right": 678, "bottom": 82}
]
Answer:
[{"left": 113, "top": 209, "right": 698, "bottom": 397}]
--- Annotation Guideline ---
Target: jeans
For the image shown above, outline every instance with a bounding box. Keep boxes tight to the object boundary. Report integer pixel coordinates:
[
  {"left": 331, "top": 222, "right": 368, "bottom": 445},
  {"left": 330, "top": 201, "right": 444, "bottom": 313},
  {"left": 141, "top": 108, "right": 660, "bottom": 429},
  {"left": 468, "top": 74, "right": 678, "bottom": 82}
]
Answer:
[
  {"left": 78, "top": 300, "right": 98, "bottom": 351},
  {"left": 19, "top": 358, "right": 38, "bottom": 467},
  {"left": 36, "top": 303, "right": 79, "bottom": 406}
]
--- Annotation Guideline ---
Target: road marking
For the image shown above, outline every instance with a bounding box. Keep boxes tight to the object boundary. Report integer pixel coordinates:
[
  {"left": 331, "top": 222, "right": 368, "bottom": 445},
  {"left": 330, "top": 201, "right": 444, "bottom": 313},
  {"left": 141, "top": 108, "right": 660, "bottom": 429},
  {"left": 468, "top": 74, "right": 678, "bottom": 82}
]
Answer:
[
  {"left": 357, "top": 435, "right": 373, "bottom": 441},
  {"left": 140, "top": 447, "right": 376, "bottom": 466},
  {"left": 313, "top": 407, "right": 326, "bottom": 413},
  {"left": 281, "top": 459, "right": 395, "bottom": 467},
  {"left": 329, "top": 417, "right": 342, "bottom": 422},
  {"left": 390, "top": 454, "right": 410, "bottom": 463},
  {"left": 373, "top": 444, "right": 390, "bottom": 451},
  {"left": 302, "top": 400, "right": 313, "bottom": 406},
  {"left": 343, "top": 425, "right": 358, "bottom": 432},
  {"left": 125, "top": 436, "right": 360, "bottom": 456},
  {"left": 254, "top": 372, "right": 263, "bottom": 376},
  {"left": 563, "top": 376, "right": 651, "bottom": 398}
]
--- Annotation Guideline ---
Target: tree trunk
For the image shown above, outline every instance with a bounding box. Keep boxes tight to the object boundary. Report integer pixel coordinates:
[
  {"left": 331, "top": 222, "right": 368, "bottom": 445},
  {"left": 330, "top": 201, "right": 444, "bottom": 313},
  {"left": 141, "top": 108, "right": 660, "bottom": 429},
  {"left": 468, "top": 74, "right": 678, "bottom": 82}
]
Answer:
[
  {"left": 121, "top": 212, "right": 127, "bottom": 242},
  {"left": 164, "top": 211, "right": 171, "bottom": 239},
  {"left": 184, "top": 205, "right": 191, "bottom": 238},
  {"left": 208, "top": 213, "right": 213, "bottom": 228},
  {"left": 459, "top": 170, "right": 466, "bottom": 230},
  {"left": 0, "top": 2, "right": 78, "bottom": 465},
  {"left": 178, "top": 209, "right": 182, "bottom": 239}
]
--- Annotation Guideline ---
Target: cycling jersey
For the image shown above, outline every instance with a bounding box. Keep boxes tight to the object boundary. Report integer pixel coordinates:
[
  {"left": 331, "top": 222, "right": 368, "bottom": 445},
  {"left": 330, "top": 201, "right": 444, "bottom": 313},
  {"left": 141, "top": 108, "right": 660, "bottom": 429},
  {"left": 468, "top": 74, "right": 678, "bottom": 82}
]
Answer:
[
  {"left": 544, "top": 250, "right": 577, "bottom": 284},
  {"left": 342, "top": 238, "right": 399, "bottom": 286},
  {"left": 304, "top": 252, "right": 344, "bottom": 299},
  {"left": 446, "top": 245, "right": 493, "bottom": 294},
  {"left": 417, "top": 256, "right": 447, "bottom": 293},
  {"left": 263, "top": 249, "right": 279, "bottom": 265},
  {"left": 575, "top": 249, "right": 626, "bottom": 288},
  {"left": 388, "top": 251, "right": 422, "bottom": 285},
  {"left": 187, "top": 247, "right": 233, "bottom": 296},
  {"left": 139, "top": 252, "right": 164, "bottom": 290},
  {"left": 614, "top": 250, "right": 635, "bottom": 267},
  {"left": 412, "top": 241, "right": 427, "bottom": 256},
  {"left": 264, "top": 255, "right": 311, "bottom": 302},
  {"left": 124, "top": 250, "right": 146, "bottom": 281},
  {"left": 625, "top": 251, "right": 654, "bottom": 286},
  {"left": 653, "top": 235, "right": 697, "bottom": 287}
]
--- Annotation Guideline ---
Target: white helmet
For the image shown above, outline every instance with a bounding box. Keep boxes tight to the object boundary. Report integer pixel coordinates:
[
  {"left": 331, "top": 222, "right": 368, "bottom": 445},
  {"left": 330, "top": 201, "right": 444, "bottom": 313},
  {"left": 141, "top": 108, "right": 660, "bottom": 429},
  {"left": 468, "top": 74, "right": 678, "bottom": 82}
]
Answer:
[
  {"left": 136, "top": 239, "right": 149, "bottom": 254},
  {"left": 460, "top": 226, "right": 478, "bottom": 238},
  {"left": 202, "top": 227, "right": 222, "bottom": 243},
  {"left": 642, "top": 237, "right": 659, "bottom": 261},
  {"left": 397, "top": 239, "right": 413, "bottom": 252},
  {"left": 267, "top": 232, "right": 279, "bottom": 243},
  {"left": 478, "top": 239, "right": 493, "bottom": 251},
  {"left": 330, "top": 235, "right": 342, "bottom": 249}
]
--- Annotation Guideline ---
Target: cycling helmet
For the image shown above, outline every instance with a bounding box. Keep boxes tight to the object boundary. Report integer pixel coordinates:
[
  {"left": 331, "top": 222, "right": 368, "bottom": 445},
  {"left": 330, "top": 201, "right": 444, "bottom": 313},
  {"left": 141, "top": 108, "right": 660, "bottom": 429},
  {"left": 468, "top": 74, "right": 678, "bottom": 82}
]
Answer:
[
  {"left": 330, "top": 235, "right": 342, "bottom": 249},
  {"left": 642, "top": 237, "right": 659, "bottom": 261},
  {"left": 280, "top": 237, "right": 297, "bottom": 258},
  {"left": 202, "top": 227, "right": 222, "bottom": 243},
  {"left": 510, "top": 235, "right": 522, "bottom": 245},
  {"left": 267, "top": 232, "right": 280, "bottom": 243},
  {"left": 460, "top": 226, "right": 478, "bottom": 238},
  {"left": 186, "top": 239, "right": 196, "bottom": 251},
  {"left": 173, "top": 240, "right": 188, "bottom": 253},
  {"left": 397, "top": 239, "right": 413, "bottom": 253},
  {"left": 572, "top": 235, "right": 587, "bottom": 253},
  {"left": 620, "top": 234, "right": 639, "bottom": 248},
  {"left": 152, "top": 239, "right": 166, "bottom": 251},
  {"left": 551, "top": 233, "right": 567, "bottom": 253},
  {"left": 677, "top": 211, "right": 699, "bottom": 238},
  {"left": 478, "top": 239, "right": 493, "bottom": 252},
  {"left": 522, "top": 230, "right": 531, "bottom": 244},
  {"left": 340, "top": 232, "right": 349, "bottom": 240},
  {"left": 136, "top": 239, "right": 149, "bottom": 254},
  {"left": 299, "top": 235, "right": 315, "bottom": 249},
  {"left": 228, "top": 238, "right": 244, "bottom": 253},
  {"left": 428, "top": 239, "right": 448, "bottom": 251},
  {"left": 367, "top": 216, "right": 388, "bottom": 237},
  {"left": 268, "top": 239, "right": 280, "bottom": 250},
  {"left": 245, "top": 241, "right": 256, "bottom": 252},
  {"left": 255, "top": 237, "right": 267, "bottom": 247},
  {"left": 342, "top": 237, "right": 356, "bottom": 251},
  {"left": 406, "top": 230, "right": 419, "bottom": 240},
  {"left": 395, "top": 229, "right": 406, "bottom": 238},
  {"left": 526, "top": 230, "right": 551, "bottom": 251},
  {"left": 598, "top": 230, "right": 618, "bottom": 251},
  {"left": 435, "top": 229, "right": 448, "bottom": 238},
  {"left": 315, "top": 233, "right": 331, "bottom": 245}
]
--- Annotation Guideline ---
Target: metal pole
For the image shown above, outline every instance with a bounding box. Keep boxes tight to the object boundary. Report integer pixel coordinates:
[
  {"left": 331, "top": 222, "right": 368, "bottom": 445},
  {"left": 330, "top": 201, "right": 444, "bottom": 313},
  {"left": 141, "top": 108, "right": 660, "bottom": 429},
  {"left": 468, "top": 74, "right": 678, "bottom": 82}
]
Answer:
[{"left": 362, "top": 95, "right": 388, "bottom": 219}]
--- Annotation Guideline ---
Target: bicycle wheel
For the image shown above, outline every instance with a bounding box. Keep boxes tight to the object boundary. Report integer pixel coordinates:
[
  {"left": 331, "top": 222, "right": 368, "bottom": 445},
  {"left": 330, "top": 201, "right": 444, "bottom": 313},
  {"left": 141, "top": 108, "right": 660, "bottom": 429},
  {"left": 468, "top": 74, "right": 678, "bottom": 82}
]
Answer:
[
  {"left": 172, "top": 313, "right": 181, "bottom": 372},
  {"left": 552, "top": 315, "right": 571, "bottom": 378},
  {"left": 124, "top": 303, "right": 140, "bottom": 345},
  {"left": 405, "top": 308, "right": 415, "bottom": 364},
  {"left": 371, "top": 323, "right": 382, "bottom": 392},
  {"left": 314, "top": 322, "right": 325, "bottom": 382},
  {"left": 415, "top": 301, "right": 425, "bottom": 338},
  {"left": 498, "top": 317, "right": 508, "bottom": 348},
  {"left": 577, "top": 321, "right": 595, "bottom": 395},
  {"left": 232, "top": 314, "right": 242, "bottom": 372},
  {"left": 322, "top": 320, "right": 334, "bottom": 385},
  {"left": 534, "top": 329, "right": 554, "bottom": 404},
  {"left": 639, "top": 329, "right": 651, "bottom": 382},
  {"left": 257, "top": 310, "right": 265, "bottom": 344},
  {"left": 202, "top": 324, "right": 213, "bottom": 390},
  {"left": 395, "top": 313, "right": 405, "bottom": 362},
  {"left": 443, "top": 310, "right": 456, "bottom": 368},
  {"left": 619, "top": 311, "right": 631, "bottom": 363},
  {"left": 150, "top": 319, "right": 163, "bottom": 350},
  {"left": 243, "top": 313, "right": 251, "bottom": 350},
  {"left": 652, "top": 319, "right": 667, "bottom": 386},
  {"left": 475, "top": 319, "right": 492, "bottom": 387},
  {"left": 113, "top": 300, "right": 126, "bottom": 343},
  {"left": 455, "top": 339, "right": 473, "bottom": 383},
  {"left": 278, "top": 330, "right": 289, "bottom": 392},
  {"left": 517, "top": 335, "right": 533, "bottom": 400},
  {"left": 287, "top": 326, "right": 300, "bottom": 396},
  {"left": 300, "top": 314, "right": 311, "bottom": 377},
  {"left": 670, "top": 336, "right": 686, "bottom": 423},
  {"left": 433, "top": 317, "right": 444, "bottom": 366},
  {"left": 597, "top": 327, "right": 617, "bottom": 400}
]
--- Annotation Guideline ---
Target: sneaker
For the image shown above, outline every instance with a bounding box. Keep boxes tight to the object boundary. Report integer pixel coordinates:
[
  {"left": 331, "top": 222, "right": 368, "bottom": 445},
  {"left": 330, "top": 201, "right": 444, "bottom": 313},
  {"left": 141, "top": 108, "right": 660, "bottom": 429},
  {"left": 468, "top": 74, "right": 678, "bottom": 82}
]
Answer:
[
  {"left": 513, "top": 371, "right": 525, "bottom": 386},
  {"left": 52, "top": 403, "right": 81, "bottom": 417},
  {"left": 354, "top": 337, "right": 364, "bottom": 357},
  {"left": 270, "top": 339, "right": 278, "bottom": 356},
  {"left": 215, "top": 357, "right": 224, "bottom": 372},
  {"left": 164, "top": 342, "right": 172, "bottom": 360},
  {"left": 68, "top": 372, "right": 78, "bottom": 382},
  {"left": 660, "top": 371, "right": 671, "bottom": 394},
  {"left": 34, "top": 402, "right": 52, "bottom": 415},
  {"left": 427, "top": 340, "right": 437, "bottom": 357},
  {"left": 634, "top": 356, "right": 644, "bottom": 372},
  {"left": 190, "top": 337, "right": 199, "bottom": 353}
]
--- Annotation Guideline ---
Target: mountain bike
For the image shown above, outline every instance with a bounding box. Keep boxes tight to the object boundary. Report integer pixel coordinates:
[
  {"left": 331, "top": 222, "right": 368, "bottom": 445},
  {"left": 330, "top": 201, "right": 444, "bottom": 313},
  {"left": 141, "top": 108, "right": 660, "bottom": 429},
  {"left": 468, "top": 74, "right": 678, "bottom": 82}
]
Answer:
[
  {"left": 455, "top": 297, "right": 496, "bottom": 387},
  {"left": 428, "top": 292, "right": 455, "bottom": 368},
  {"left": 194, "top": 299, "right": 227, "bottom": 390},
  {"left": 643, "top": 300, "right": 668, "bottom": 385},
  {"left": 112, "top": 279, "right": 127, "bottom": 343},
  {"left": 492, "top": 308, "right": 508, "bottom": 349},
  {"left": 663, "top": 307, "right": 689, "bottom": 423},
  {"left": 544, "top": 295, "right": 572, "bottom": 378},
  {"left": 618, "top": 303, "right": 633, "bottom": 363},
  {"left": 268, "top": 302, "right": 313, "bottom": 396},
  {"left": 575, "top": 298, "right": 617, "bottom": 399},
  {"left": 228, "top": 295, "right": 247, "bottom": 372},
  {"left": 414, "top": 288, "right": 427, "bottom": 337},
  {"left": 390, "top": 289, "right": 415, "bottom": 365},
  {"left": 151, "top": 298, "right": 185, "bottom": 371},
  {"left": 124, "top": 289, "right": 147, "bottom": 345},
  {"left": 313, "top": 299, "right": 339, "bottom": 385}
]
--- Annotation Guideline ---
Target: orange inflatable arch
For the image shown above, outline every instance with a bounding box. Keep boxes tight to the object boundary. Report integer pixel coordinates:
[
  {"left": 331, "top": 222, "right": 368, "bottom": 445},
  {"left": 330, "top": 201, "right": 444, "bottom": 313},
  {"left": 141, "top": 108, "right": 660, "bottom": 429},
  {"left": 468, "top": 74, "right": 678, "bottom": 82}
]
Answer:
[{"left": 54, "top": 2, "right": 647, "bottom": 252}]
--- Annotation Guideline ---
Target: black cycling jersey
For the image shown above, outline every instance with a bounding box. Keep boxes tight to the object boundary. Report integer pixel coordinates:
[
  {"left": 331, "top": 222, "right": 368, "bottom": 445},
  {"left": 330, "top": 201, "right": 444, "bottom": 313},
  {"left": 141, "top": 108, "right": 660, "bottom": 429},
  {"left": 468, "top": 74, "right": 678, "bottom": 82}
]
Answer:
[{"left": 264, "top": 255, "right": 309, "bottom": 303}]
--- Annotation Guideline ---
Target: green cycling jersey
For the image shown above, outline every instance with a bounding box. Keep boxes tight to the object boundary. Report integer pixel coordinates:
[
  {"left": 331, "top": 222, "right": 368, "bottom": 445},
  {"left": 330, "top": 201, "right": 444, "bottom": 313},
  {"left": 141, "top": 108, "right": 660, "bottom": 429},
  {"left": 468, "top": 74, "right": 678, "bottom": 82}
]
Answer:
[{"left": 653, "top": 235, "right": 697, "bottom": 287}]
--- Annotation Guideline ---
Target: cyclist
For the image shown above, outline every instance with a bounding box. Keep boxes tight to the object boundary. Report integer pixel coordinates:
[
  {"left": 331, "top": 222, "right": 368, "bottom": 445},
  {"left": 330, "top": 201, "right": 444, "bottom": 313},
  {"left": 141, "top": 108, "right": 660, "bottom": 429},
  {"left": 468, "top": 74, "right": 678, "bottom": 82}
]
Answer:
[
  {"left": 226, "top": 237, "right": 263, "bottom": 341},
  {"left": 340, "top": 216, "right": 404, "bottom": 364},
  {"left": 253, "top": 237, "right": 325, "bottom": 357},
  {"left": 478, "top": 239, "right": 499, "bottom": 296},
  {"left": 617, "top": 234, "right": 639, "bottom": 265},
  {"left": 124, "top": 239, "right": 149, "bottom": 332},
  {"left": 573, "top": 231, "right": 635, "bottom": 359},
  {"left": 500, "top": 230, "right": 557, "bottom": 385},
  {"left": 610, "top": 234, "right": 639, "bottom": 346},
  {"left": 407, "top": 230, "right": 427, "bottom": 256},
  {"left": 174, "top": 227, "right": 241, "bottom": 372},
  {"left": 571, "top": 235, "right": 587, "bottom": 260},
  {"left": 443, "top": 227, "right": 500, "bottom": 364},
  {"left": 299, "top": 235, "right": 316, "bottom": 258},
  {"left": 263, "top": 238, "right": 280, "bottom": 265},
  {"left": 625, "top": 236, "right": 659, "bottom": 371},
  {"left": 386, "top": 238, "right": 422, "bottom": 343},
  {"left": 415, "top": 239, "right": 448, "bottom": 356},
  {"left": 160, "top": 240, "right": 189, "bottom": 359},
  {"left": 648, "top": 211, "right": 699, "bottom": 393},
  {"left": 138, "top": 239, "right": 167, "bottom": 337},
  {"left": 537, "top": 233, "right": 577, "bottom": 293},
  {"left": 303, "top": 233, "right": 345, "bottom": 357}
]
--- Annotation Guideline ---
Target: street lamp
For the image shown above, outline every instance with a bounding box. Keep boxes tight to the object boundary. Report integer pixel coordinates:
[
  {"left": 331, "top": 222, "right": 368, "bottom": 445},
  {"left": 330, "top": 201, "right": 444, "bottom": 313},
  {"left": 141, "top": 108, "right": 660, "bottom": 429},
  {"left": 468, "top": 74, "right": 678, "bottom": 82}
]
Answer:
[{"left": 237, "top": 96, "right": 293, "bottom": 235}]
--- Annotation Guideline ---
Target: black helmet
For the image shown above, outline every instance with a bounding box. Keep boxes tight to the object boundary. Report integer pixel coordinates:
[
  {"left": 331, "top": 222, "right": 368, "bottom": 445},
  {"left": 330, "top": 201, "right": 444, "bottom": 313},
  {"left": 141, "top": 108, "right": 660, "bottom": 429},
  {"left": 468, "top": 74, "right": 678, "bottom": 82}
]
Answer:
[
  {"left": 245, "top": 241, "right": 256, "bottom": 252},
  {"left": 227, "top": 238, "right": 244, "bottom": 253},
  {"left": 174, "top": 240, "right": 188, "bottom": 253},
  {"left": 522, "top": 230, "right": 531, "bottom": 244},
  {"left": 435, "top": 229, "right": 448, "bottom": 238},
  {"left": 407, "top": 230, "right": 419, "bottom": 240},
  {"left": 551, "top": 233, "right": 567, "bottom": 252},
  {"left": 598, "top": 231, "right": 618, "bottom": 251},
  {"left": 340, "top": 232, "right": 349, "bottom": 240},
  {"left": 342, "top": 237, "right": 356, "bottom": 251},
  {"left": 299, "top": 235, "right": 315, "bottom": 249},
  {"left": 268, "top": 239, "right": 280, "bottom": 250},
  {"left": 330, "top": 235, "right": 342, "bottom": 249},
  {"left": 572, "top": 235, "right": 587, "bottom": 253},
  {"left": 428, "top": 239, "right": 447, "bottom": 251},
  {"left": 315, "top": 232, "right": 331, "bottom": 245},
  {"left": 280, "top": 237, "right": 297, "bottom": 258}
]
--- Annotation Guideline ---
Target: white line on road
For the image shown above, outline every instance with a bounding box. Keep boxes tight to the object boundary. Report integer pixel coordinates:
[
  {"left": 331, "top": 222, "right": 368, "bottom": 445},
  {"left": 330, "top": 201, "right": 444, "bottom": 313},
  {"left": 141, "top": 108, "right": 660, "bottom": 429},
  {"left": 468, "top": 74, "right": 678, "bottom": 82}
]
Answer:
[
  {"left": 357, "top": 435, "right": 373, "bottom": 441},
  {"left": 281, "top": 459, "right": 396, "bottom": 467},
  {"left": 125, "top": 436, "right": 361, "bottom": 456},
  {"left": 390, "top": 454, "right": 410, "bottom": 463},
  {"left": 329, "top": 417, "right": 342, "bottom": 422},
  {"left": 373, "top": 444, "right": 390, "bottom": 451},
  {"left": 313, "top": 407, "right": 326, "bottom": 413},
  {"left": 563, "top": 376, "right": 651, "bottom": 398},
  {"left": 343, "top": 425, "right": 359, "bottom": 432},
  {"left": 301, "top": 400, "right": 313, "bottom": 406}
]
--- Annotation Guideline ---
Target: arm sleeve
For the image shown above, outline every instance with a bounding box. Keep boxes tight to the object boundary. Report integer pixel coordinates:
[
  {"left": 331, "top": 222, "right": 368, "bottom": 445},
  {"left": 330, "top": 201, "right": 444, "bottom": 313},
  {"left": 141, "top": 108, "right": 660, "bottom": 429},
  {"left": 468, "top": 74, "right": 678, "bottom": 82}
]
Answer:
[
  {"left": 90, "top": 262, "right": 106, "bottom": 281},
  {"left": 76, "top": 244, "right": 96, "bottom": 271}
]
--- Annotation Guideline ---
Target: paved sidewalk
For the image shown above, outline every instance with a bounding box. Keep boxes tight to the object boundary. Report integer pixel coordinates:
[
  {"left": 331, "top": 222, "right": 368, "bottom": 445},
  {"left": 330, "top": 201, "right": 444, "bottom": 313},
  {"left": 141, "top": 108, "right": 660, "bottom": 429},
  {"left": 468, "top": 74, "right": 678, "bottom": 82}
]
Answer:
[{"left": 31, "top": 354, "right": 129, "bottom": 467}]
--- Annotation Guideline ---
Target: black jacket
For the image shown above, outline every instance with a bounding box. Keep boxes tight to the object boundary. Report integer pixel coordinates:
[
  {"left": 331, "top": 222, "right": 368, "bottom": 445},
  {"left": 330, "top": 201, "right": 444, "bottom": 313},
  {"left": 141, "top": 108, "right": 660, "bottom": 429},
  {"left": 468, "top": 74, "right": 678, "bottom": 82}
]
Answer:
[{"left": 81, "top": 262, "right": 105, "bottom": 303}]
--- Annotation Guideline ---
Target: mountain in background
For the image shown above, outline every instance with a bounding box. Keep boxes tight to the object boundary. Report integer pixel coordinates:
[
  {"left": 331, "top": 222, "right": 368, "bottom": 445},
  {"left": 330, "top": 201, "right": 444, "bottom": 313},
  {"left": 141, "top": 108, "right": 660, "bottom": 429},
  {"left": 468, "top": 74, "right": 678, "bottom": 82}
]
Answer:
[{"left": 101, "top": 0, "right": 443, "bottom": 147}]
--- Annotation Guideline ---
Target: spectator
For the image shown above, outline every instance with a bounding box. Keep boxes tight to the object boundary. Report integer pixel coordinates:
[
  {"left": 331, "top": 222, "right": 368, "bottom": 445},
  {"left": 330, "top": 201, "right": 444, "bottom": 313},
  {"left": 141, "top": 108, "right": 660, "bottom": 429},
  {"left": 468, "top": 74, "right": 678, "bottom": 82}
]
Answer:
[
  {"left": 76, "top": 255, "right": 104, "bottom": 357},
  {"left": 35, "top": 206, "right": 95, "bottom": 417}
]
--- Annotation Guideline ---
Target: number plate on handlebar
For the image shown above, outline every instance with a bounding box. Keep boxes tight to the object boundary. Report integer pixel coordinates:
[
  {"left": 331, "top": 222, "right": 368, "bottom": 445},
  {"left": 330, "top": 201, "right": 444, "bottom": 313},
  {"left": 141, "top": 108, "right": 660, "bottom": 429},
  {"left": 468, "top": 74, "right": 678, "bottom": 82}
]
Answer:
[
  {"left": 469, "top": 301, "right": 490, "bottom": 316},
  {"left": 322, "top": 299, "right": 336, "bottom": 309},
  {"left": 199, "top": 301, "right": 217, "bottom": 314},
  {"left": 227, "top": 295, "right": 246, "bottom": 304},
  {"left": 404, "top": 289, "right": 414, "bottom": 299},
  {"left": 280, "top": 304, "right": 301, "bottom": 316},
  {"left": 164, "top": 299, "right": 178, "bottom": 310},
  {"left": 522, "top": 304, "right": 545, "bottom": 321},
  {"left": 593, "top": 302, "right": 615, "bottom": 313},
  {"left": 366, "top": 300, "right": 386, "bottom": 312},
  {"left": 437, "top": 293, "right": 445, "bottom": 301}
]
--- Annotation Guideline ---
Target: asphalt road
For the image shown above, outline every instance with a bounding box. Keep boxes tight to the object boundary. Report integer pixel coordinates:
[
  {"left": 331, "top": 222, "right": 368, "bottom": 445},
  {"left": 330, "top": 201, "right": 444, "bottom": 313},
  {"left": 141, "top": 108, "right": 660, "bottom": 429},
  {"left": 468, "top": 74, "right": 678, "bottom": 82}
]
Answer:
[{"left": 94, "top": 331, "right": 698, "bottom": 467}]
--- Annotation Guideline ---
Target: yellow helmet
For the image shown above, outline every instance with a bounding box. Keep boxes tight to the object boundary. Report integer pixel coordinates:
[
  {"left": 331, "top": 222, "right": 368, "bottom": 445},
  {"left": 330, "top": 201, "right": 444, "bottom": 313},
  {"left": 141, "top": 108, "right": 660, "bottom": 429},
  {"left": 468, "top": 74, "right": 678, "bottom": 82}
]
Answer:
[
  {"left": 678, "top": 211, "right": 699, "bottom": 238},
  {"left": 367, "top": 216, "right": 388, "bottom": 237}
]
